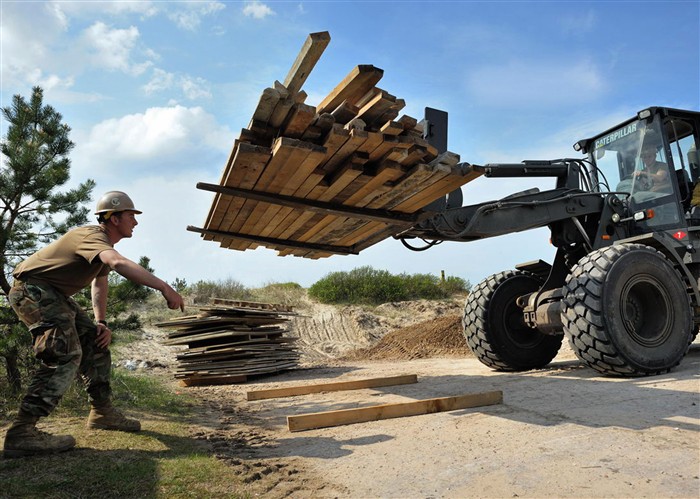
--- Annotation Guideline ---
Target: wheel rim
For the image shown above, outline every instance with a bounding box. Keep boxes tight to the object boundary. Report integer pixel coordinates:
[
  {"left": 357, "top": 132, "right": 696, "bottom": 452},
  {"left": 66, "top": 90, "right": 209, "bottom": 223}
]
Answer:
[
  {"left": 619, "top": 274, "right": 673, "bottom": 348},
  {"left": 501, "top": 287, "right": 539, "bottom": 348}
]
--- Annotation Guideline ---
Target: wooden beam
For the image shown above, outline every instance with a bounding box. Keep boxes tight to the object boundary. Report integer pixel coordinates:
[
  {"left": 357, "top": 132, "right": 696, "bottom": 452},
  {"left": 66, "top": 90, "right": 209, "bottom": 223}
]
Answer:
[
  {"left": 188, "top": 225, "right": 358, "bottom": 255},
  {"left": 283, "top": 31, "right": 331, "bottom": 95},
  {"left": 246, "top": 374, "right": 418, "bottom": 401},
  {"left": 317, "top": 65, "right": 384, "bottom": 115},
  {"left": 195, "top": 182, "right": 426, "bottom": 225},
  {"left": 287, "top": 390, "right": 504, "bottom": 432},
  {"left": 179, "top": 374, "right": 247, "bottom": 387}
]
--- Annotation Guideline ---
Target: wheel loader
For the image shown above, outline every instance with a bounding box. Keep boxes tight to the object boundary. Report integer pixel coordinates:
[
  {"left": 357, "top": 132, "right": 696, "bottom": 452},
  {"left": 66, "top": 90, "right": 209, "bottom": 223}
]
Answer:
[{"left": 400, "top": 106, "right": 700, "bottom": 376}]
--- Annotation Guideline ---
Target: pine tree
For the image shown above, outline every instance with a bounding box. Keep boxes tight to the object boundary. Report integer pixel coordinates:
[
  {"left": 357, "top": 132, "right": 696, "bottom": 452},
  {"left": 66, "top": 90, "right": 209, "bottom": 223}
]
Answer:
[{"left": 0, "top": 86, "right": 94, "bottom": 391}]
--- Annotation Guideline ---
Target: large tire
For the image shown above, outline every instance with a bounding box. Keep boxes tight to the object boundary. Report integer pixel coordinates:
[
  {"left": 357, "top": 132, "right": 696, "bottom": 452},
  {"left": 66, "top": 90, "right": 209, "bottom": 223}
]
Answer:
[
  {"left": 561, "top": 243, "right": 693, "bottom": 376},
  {"left": 463, "top": 270, "right": 563, "bottom": 371}
]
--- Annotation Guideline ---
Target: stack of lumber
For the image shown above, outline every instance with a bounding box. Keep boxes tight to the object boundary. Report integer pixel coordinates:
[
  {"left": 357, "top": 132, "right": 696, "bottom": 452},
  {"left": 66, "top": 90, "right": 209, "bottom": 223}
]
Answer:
[
  {"left": 156, "top": 299, "right": 298, "bottom": 386},
  {"left": 192, "top": 31, "right": 481, "bottom": 258}
]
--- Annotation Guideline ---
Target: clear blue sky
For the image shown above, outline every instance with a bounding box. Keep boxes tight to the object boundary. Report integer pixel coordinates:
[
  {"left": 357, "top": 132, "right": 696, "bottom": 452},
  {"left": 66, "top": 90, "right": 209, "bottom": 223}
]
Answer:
[{"left": 2, "top": 1, "right": 699, "bottom": 288}]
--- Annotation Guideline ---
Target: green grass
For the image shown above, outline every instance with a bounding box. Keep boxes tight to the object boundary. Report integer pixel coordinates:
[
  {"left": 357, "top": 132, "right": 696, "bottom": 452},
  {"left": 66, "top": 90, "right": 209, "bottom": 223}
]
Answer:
[
  {"left": 1, "top": 355, "right": 253, "bottom": 498},
  {"left": 0, "top": 415, "right": 250, "bottom": 498}
]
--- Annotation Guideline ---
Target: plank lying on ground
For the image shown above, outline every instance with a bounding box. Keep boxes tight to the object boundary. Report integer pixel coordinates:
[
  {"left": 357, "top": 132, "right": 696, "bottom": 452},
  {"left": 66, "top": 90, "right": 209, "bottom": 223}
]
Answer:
[
  {"left": 287, "top": 390, "right": 504, "bottom": 432},
  {"left": 179, "top": 374, "right": 247, "bottom": 387},
  {"left": 246, "top": 374, "right": 418, "bottom": 401}
]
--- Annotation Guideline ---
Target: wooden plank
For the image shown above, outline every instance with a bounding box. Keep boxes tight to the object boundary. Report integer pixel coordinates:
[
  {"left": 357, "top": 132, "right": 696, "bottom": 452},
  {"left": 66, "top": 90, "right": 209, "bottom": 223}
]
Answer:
[
  {"left": 282, "top": 103, "right": 317, "bottom": 139},
  {"left": 269, "top": 97, "right": 295, "bottom": 129},
  {"left": 262, "top": 140, "right": 319, "bottom": 194},
  {"left": 296, "top": 157, "right": 367, "bottom": 229},
  {"left": 336, "top": 167, "right": 480, "bottom": 251},
  {"left": 302, "top": 113, "right": 335, "bottom": 142},
  {"left": 204, "top": 143, "right": 272, "bottom": 234},
  {"left": 246, "top": 374, "right": 418, "bottom": 401},
  {"left": 343, "top": 161, "right": 405, "bottom": 206},
  {"left": 303, "top": 167, "right": 404, "bottom": 245},
  {"left": 311, "top": 164, "right": 446, "bottom": 249},
  {"left": 277, "top": 150, "right": 437, "bottom": 251},
  {"left": 355, "top": 130, "right": 384, "bottom": 156},
  {"left": 366, "top": 163, "right": 445, "bottom": 209},
  {"left": 374, "top": 98, "right": 406, "bottom": 129},
  {"left": 313, "top": 153, "right": 367, "bottom": 199},
  {"left": 380, "top": 121, "right": 404, "bottom": 136},
  {"left": 211, "top": 298, "right": 294, "bottom": 311},
  {"left": 278, "top": 156, "right": 366, "bottom": 241},
  {"left": 321, "top": 127, "right": 368, "bottom": 173},
  {"left": 179, "top": 374, "right": 248, "bottom": 387},
  {"left": 317, "top": 65, "right": 384, "bottom": 115},
  {"left": 283, "top": 31, "right": 331, "bottom": 95},
  {"left": 250, "top": 144, "right": 326, "bottom": 237},
  {"left": 344, "top": 117, "right": 366, "bottom": 132},
  {"left": 287, "top": 391, "right": 504, "bottom": 432},
  {"left": 356, "top": 89, "right": 396, "bottom": 127},
  {"left": 224, "top": 137, "right": 301, "bottom": 238},
  {"left": 293, "top": 90, "right": 307, "bottom": 104},
  {"left": 393, "top": 166, "right": 480, "bottom": 213},
  {"left": 397, "top": 114, "right": 418, "bottom": 131},
  {"left": 367, "top": 135, "right": 407, "bottom": 163},
  {"left": 330, "top": 99, "right": 359, "bottom": 125},
  {"left": 248, "top": 119, "right": 278, "bottom": 143},
  {"left": 259, "top": 162, "right": 327, "bottom": 239},
  {"left": 264, "top": 167, "right": 327, "bottom": 240},
  {"left": 250, "top": 87, "right": 281, "bottom": 125}
]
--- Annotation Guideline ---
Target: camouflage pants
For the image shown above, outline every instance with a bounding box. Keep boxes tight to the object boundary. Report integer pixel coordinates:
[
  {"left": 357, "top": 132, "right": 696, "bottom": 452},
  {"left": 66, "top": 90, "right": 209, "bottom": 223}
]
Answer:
[{"left": 8, "top": 280, "right": 112, "bottom": 418}]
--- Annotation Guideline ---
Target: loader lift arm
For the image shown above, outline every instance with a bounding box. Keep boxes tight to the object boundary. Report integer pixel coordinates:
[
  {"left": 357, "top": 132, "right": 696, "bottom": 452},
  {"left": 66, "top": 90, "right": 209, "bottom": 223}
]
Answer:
[{"left": 398, "top": 158, "right": 625, "bottom": 249}]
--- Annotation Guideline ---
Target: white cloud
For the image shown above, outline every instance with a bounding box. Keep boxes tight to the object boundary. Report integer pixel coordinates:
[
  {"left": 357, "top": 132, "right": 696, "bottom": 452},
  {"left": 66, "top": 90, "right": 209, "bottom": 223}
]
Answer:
[
  {"left": 51, "top": 0, "right": 159, "bottom": 20},
  {"left": 143, "top": 69, "right": 176, "bottom": 95},
  {"left": 82, "top": 105, "right": 231, "bottom": 160},
  {"left": 1, "top": 3, "right": 67, "bottom": 87},
  {"left": 48, "top": 1, "right": 70, "bottom": 30},
  {"left": 143, "top": 69, "right": 212, "bottom": 100},
  {"left": 168, "top": 1, "right": 226, "bottom": 31},
  {"left": 243, "top": 1, "right": 275, "bottom": 19},
  {"left": 72, "top": 105, "right": 234, "bottom": 186},
  {"left": 81, "top": 21, "right": 152, "bottom": 76},
  {"left": 467, "top": 59, "right": 605, "bottom": 108},
  {"left": 181, "top": 76, "right": 213, "bottom": 100},
  {"left": 50, "top": 0, "right": 223, "bottom": 31}
]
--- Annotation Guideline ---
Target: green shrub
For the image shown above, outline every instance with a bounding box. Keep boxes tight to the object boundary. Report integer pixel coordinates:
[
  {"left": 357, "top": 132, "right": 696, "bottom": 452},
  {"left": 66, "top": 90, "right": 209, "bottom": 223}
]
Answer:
[
  {"left": 440, "top": 275, "right": 470, "bottom": 295},
  {"left": 171, "top": 277, "right": 188, "bottom": 293},
  {"left": 308, "top": 266, "right": 400, "bottom": 305},
  {"left": 250, "top": 282, "right": 305, "bottom": 307},
  {"left": 187, "top": 277, "right": 252, "bottom": 304},
  {"left": 308, "top": 266, "right": 469, "bottom": 305}
]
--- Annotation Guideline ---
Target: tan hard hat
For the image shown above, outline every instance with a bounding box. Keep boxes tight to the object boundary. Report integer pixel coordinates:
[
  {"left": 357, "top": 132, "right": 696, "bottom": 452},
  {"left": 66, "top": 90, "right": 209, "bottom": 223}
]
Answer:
[{"left": 95, "top": 191, "right": 142, "bottom": 215}]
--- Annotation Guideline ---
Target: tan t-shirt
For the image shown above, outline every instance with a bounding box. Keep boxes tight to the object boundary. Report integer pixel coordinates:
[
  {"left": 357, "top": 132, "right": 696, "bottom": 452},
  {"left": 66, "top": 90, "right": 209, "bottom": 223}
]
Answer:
[{"left": 13, "top": 225, "right": 113, "bottom": 296}]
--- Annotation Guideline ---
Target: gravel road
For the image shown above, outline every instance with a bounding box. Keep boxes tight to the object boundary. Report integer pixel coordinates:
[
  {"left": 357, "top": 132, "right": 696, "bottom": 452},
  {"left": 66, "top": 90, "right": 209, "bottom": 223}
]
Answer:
[{"left": 190, "top": 345, "right": 700, "bottom": 498}]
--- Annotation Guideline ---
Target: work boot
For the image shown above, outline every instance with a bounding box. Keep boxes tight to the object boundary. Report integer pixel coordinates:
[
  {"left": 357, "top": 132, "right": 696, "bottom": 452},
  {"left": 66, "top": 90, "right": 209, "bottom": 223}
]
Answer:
[
  {"left": 3, "top": 415, "right": 76, "bottom": 458},
  {"left": 87, "top": 403, "right": 141, "bottom": 432}
]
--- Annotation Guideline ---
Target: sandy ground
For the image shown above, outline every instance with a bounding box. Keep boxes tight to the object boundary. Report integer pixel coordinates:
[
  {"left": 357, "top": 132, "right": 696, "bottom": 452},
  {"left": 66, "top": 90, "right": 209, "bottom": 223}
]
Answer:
[
  {"left": 183, "top": 348, "right": 700, "bottom": 499},
  {"left": 118, "top": 301, "right": 700, "bottom": 498}
]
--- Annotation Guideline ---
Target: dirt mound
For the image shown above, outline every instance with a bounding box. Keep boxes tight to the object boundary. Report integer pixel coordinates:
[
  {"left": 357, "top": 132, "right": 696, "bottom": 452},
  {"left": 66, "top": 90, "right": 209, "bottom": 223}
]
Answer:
[
  {"left": 291, "top": 298, "right": 465, "bottom": 361},
  {"left": 343, "top": 314, "right": 472, "bottom": 361}
]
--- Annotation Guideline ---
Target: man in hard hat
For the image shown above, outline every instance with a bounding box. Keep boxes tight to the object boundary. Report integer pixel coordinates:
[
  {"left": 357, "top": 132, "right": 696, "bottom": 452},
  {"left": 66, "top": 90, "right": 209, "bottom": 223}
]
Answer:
[{"left": 3, "top": 191, "right": 185, "bottom": 458}]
